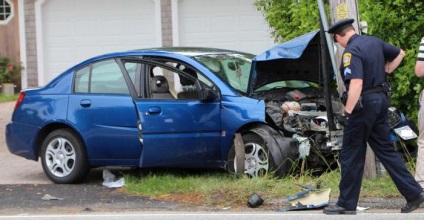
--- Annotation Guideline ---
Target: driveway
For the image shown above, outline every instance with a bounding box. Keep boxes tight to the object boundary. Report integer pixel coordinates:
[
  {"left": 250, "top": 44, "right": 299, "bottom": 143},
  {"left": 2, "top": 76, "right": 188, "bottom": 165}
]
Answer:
[
  {"left": 0, "top": 101, "right": 111, "bottom": 185},
  {"left": 0, "top": 101, "right": 51, "bottom": 184}
]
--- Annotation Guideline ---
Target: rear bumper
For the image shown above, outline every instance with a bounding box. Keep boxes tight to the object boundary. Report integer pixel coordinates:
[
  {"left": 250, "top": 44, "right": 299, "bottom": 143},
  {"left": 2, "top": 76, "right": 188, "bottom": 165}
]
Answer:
[{"left": 6, "top": 121, "right": 40, "bottom": 160}]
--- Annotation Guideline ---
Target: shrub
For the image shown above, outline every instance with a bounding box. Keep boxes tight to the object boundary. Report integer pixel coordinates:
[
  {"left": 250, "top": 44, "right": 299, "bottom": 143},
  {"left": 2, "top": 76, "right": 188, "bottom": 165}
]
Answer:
[{"left": 0, "top": 57, "right": 23, "bottom": 84}]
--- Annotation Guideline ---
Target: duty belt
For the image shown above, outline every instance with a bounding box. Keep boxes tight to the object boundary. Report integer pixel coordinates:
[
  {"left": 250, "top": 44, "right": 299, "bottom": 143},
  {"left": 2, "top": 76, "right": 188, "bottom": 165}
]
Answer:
[{"left": 361, "top": 84, "right": 390, "bottom": 95}]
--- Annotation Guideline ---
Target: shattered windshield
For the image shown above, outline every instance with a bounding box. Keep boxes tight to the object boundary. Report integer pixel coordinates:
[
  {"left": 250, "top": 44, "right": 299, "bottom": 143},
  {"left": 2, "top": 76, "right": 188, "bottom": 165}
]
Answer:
[{"left": 192, "top": 53, "right": 254, "bottom": 94}]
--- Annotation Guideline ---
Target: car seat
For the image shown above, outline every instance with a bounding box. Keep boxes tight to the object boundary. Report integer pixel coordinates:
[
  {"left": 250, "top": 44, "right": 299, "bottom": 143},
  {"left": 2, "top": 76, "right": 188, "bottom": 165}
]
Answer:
[
  {"left": 177, "top": 68, "right": 199, "bottom": 99},
  {"left": 150, "top": 75, "right": 174, "bottom": 99}
]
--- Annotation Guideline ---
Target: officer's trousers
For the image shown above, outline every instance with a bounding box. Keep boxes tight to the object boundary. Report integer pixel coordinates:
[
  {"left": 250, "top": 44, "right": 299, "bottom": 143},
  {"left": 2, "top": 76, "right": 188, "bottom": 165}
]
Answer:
[
  {"left": 337, "top": 92, "right": 422, "bottom": 211},
  {"left": 415, "top": 89, "right": 424, "bottom": 188}
]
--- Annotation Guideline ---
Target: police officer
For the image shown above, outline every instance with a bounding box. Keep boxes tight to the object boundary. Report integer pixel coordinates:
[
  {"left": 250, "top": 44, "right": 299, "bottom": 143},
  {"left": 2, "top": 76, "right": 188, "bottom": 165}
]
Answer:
[
  {"left": 323, "top": 18, "right": 424, "bottom": 215},
  {"left": 415, "top": 37, "right": 424, "bottom": 188}
]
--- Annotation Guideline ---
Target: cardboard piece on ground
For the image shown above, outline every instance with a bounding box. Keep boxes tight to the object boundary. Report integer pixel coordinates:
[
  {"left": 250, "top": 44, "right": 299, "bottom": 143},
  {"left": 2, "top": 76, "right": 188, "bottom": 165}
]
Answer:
[{"left": 286, "top": 188, "right": 331, "bottom": 211}]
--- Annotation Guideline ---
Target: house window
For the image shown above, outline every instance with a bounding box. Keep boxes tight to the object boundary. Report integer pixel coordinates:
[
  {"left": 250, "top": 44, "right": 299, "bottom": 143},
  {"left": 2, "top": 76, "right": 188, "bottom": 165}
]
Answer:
[{"left": 0, "top": 0, "right": 13, "bottom": 25}]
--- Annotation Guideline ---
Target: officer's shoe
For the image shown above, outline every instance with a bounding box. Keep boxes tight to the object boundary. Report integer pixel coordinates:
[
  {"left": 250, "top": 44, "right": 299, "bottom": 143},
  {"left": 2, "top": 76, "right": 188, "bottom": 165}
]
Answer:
[
  {"left": 323, "top": 205, "right": 357, "bottom": 215},
  {"left": 401, "top": 192, "right": 424, "bottom": 213}
]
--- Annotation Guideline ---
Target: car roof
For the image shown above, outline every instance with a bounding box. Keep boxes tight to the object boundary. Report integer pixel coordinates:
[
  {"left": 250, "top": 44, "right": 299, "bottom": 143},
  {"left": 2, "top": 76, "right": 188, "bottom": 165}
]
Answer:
[
  {"left": 71, "top": 47, "right": 254, "bottom": 70},
  {"left": 94, "top": 47, "right": 253, "bottom": 59}
]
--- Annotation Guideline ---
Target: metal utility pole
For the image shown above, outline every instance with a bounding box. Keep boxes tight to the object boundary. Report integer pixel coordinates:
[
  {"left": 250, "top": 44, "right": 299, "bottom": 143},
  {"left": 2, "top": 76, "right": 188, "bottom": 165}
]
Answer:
[{"left": 325, "top": 0, "right": 377, "bottom": 179}]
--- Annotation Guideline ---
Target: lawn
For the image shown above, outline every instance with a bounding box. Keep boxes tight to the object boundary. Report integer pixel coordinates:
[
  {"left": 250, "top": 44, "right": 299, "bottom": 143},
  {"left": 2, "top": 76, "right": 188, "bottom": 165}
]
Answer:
[
  {"left": 123, "top": 162, "right": 414, "bottom": 208},
  {"left": 0, "top": 94, "right": 18, "bottom": 103}
]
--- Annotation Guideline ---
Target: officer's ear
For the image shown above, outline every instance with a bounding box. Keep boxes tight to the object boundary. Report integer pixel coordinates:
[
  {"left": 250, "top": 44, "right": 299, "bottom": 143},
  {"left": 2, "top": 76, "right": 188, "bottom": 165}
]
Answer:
[{"left": 333, "top": 34, "right": 339, "bottom": 43}]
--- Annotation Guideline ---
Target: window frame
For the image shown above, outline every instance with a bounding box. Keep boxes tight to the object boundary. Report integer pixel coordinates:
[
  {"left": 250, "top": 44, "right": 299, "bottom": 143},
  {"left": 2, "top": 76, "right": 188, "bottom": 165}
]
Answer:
[{"left": 0, "top": 0, "right": 14, "bottom": 25}]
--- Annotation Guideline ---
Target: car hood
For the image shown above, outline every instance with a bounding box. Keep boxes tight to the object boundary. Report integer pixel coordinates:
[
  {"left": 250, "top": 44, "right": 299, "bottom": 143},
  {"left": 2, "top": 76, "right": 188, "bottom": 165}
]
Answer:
[{"left": 249, "top": 30, "right": 333, "bottom": 92}]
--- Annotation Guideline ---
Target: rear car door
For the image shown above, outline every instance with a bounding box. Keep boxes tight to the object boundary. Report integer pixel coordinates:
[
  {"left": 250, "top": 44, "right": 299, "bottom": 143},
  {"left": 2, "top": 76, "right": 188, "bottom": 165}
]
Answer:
[{"left": 68, "top": 59, "right": 141, "bottom": 166}]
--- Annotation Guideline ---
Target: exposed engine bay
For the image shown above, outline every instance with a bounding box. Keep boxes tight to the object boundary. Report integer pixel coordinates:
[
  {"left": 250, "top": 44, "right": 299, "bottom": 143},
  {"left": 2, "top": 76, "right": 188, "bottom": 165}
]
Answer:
[{"left": 253, "top": 85, "right": 344, "bottom": 171}]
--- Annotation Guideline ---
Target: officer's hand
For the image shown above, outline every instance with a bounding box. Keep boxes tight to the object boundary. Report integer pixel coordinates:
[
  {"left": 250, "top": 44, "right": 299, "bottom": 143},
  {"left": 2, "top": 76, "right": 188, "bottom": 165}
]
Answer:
[{"left": 338, "top": 111, "right": 351, "bottom": 127}]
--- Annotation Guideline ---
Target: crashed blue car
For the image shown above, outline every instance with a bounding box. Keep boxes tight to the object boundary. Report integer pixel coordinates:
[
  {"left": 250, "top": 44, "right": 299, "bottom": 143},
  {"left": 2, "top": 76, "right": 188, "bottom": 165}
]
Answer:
[{"left": 6, "top": 30, "right": 343, "bottom": 184}]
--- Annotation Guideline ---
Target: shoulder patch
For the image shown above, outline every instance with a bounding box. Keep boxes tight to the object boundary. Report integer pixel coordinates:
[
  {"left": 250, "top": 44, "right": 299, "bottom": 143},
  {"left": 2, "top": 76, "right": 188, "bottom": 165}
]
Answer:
[{"left": 343, "top": 53, "right": 351, "bottom": 67}]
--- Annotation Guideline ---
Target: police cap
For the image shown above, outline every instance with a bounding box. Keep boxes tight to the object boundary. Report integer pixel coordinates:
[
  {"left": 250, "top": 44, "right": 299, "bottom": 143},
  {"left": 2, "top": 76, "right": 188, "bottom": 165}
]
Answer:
[{"left": 328, "top": 18, "right": 354, "bottom": 34}]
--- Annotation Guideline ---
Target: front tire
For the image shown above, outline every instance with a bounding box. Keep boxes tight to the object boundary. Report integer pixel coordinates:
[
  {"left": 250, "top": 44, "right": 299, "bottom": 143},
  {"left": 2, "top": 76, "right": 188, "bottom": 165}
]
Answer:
[
  {"left": 40, "top": 129, "right": 90, "bottom": 184},
  {"left": 227, "top": 132, "right": 275, "bottom": 177}
]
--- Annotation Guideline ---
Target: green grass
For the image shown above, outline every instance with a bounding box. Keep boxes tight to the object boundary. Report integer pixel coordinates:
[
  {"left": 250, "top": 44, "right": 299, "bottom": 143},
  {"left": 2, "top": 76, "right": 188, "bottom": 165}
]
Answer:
[
  {"left": 0, "top": 94, "right": 18, "bottom": 102},
  {"left": 123, "top": 162, "right": 413, "bottom": 207}
]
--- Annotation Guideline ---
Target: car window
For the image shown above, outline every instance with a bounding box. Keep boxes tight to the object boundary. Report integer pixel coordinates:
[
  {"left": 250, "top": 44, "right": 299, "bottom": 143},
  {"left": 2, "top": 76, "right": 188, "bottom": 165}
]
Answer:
[
  {"left": 192, "top": 53, "right": 253, "bottom": 94},
  {"left": 145, "top": 59, "right": 217, "bottom": 100},
  {"left": 124, "top": 62, "right": 137, "bottom": 83},
  {"left": 124, "top": 62, "right": 141, "bottom": 97},
  {"left": 74, "top": 66, "right": 90, "bottom": 93},
  {"left": 74, "top": 59, "right": 130, "bottom": 95},
  {"left": 148, "top": 65, "right": 196, "bottom": 100}
]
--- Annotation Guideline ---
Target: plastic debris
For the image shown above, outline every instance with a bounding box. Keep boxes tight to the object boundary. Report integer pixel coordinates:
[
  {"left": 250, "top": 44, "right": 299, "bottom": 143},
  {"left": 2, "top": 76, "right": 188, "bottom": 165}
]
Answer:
[
  {"left": 247, "top": 193, "right": 264, "bottom": 208},
  {"left": 102, "top": 169, "right": 125, "bottom": 188},
  {"left": 41, "top": 194, "right": 64, "bottom": 200},
  {"left": 357, "top": 206, "right": 370, "bottom": 211}
]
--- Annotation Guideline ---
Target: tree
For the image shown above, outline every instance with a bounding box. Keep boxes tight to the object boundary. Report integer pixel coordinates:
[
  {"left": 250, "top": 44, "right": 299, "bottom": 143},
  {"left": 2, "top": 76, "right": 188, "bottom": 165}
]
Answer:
[
  {"left": 255, "top": 0, "right": 424, "bottom": 123},
  {"left": 254, "top": 0, "right": 321, "bottom": 42}
]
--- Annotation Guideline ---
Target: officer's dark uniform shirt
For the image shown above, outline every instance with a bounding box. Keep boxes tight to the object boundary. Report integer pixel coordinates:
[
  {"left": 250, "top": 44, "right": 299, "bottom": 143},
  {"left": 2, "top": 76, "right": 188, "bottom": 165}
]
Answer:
[{"left": 340, "top": 34, "right": 400, "bottom": 91}]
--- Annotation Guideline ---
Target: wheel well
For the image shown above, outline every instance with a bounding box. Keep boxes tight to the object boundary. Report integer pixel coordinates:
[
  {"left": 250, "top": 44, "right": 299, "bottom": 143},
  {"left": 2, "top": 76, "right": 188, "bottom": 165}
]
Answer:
[
  {"left": 236, "top": 123, "right": 299, "bottom": 177},
  {"left": 237, "top": 122, "right": 272, "bottom": 136},
  {"left": 35, "top": 123, "right": 83, "bottom": 159}
]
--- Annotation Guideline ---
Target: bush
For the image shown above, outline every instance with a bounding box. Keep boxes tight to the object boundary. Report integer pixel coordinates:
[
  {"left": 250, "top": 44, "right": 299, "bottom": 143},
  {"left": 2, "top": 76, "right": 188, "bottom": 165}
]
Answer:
[{"left": 0, "top": 57, "right": 23, "bottom": 84}]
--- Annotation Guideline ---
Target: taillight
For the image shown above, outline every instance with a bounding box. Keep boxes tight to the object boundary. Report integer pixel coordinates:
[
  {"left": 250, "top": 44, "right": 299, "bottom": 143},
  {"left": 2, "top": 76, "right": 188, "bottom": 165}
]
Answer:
[{"left": 14, "top": 92, "right": 26, "bottom": 110}]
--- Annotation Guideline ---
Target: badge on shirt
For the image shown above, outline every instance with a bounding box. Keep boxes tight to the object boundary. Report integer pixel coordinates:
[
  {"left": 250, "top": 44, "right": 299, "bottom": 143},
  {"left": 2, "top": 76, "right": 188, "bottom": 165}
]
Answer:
[{"left": 343, "top": 53, "right": 351, "bottom": 67}]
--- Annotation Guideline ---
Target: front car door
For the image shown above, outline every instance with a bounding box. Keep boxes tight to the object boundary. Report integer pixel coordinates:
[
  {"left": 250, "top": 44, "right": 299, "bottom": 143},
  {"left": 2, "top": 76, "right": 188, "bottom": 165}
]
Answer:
[{"left": 121, "top": 58, "right": 222, "bottom": 167}]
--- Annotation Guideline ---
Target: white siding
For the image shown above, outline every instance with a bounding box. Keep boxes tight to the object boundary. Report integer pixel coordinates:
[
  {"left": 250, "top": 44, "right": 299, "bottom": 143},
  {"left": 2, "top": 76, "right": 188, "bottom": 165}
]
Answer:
[
  {"left": 41, "top": 0, "right": 156, "bottom": 82},
  {"left": 178, "top": 0, "right": 276, "bottom": 54}
]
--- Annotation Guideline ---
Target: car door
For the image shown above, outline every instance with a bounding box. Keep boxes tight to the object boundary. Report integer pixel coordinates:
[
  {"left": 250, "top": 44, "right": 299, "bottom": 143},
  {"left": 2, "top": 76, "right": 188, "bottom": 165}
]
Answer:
[
  {"left": 127, "top": 59, "right": 222, "bottom": 167},
  {"left": 68, "top": 59, "right": 141, "bottom": 166}
]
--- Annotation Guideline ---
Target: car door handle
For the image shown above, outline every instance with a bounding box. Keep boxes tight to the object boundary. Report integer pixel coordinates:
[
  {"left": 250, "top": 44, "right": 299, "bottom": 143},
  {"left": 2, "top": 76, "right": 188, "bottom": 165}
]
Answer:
[
  {"left": 80, "top": 99, "right": 91, "bottom": 107},
  {"left": 147, "top": 106, "right": 161, "bottom": 115}
]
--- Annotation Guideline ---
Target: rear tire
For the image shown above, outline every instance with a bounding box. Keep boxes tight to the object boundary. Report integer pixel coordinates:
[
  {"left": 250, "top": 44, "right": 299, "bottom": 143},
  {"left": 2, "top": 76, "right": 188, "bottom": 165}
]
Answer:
[{"left": 40, "top": 129, "right": 90, "bottom": 184}]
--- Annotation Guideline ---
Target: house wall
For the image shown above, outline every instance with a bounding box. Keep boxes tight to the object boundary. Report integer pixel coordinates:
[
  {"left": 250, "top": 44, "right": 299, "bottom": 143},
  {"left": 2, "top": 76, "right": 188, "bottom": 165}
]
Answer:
[
  {"left": 16, "top": 0, "right": 275, "bottom": 88},
  {"left": 0, "top": 0, "right": 22, "bottom": 91},
  {"left": 0, "top": 0, "right": 20, "bottom": 65}
]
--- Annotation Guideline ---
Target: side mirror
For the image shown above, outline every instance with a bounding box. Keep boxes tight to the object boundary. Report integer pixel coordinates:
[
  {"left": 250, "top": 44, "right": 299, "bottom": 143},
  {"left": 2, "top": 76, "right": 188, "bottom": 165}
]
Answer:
[
  {"left": 200, "top": 88, "right": 218, "bottom": 102},
  {"left": 194, "top": 79, "right": 218, "bottom": 102}
]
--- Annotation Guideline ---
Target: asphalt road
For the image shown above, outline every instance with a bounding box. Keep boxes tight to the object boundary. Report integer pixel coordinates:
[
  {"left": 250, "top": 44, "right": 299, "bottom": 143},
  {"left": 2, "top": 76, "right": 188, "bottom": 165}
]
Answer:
[{"left": 1, "top": 101, "right": 424, "bottom": 218}]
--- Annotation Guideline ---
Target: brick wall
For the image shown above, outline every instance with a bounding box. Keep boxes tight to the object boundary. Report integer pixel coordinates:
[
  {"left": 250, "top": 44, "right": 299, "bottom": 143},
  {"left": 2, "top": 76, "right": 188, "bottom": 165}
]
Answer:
[
  {"left": 161, "top": 0, "right": 173, "bottom": 47},
  {"left": 23, "top": 0, "right": 37, "bottom": 87}
]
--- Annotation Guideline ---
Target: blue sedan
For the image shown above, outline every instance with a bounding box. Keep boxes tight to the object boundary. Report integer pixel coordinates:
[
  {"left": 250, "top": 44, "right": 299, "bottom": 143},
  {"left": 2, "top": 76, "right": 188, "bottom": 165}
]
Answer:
[{"left": 6, "top": 47, "right": 300, "bottom": 184}]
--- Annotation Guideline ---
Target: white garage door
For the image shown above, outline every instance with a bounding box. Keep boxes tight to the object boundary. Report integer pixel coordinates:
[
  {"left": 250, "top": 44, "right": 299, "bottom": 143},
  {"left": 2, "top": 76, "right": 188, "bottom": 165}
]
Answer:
[
  {"left": 41, "top": 0, "right": 156, "bottom": 83},
  {"left": 178, "top": 0, "right": 276, "bottom": 55}
]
